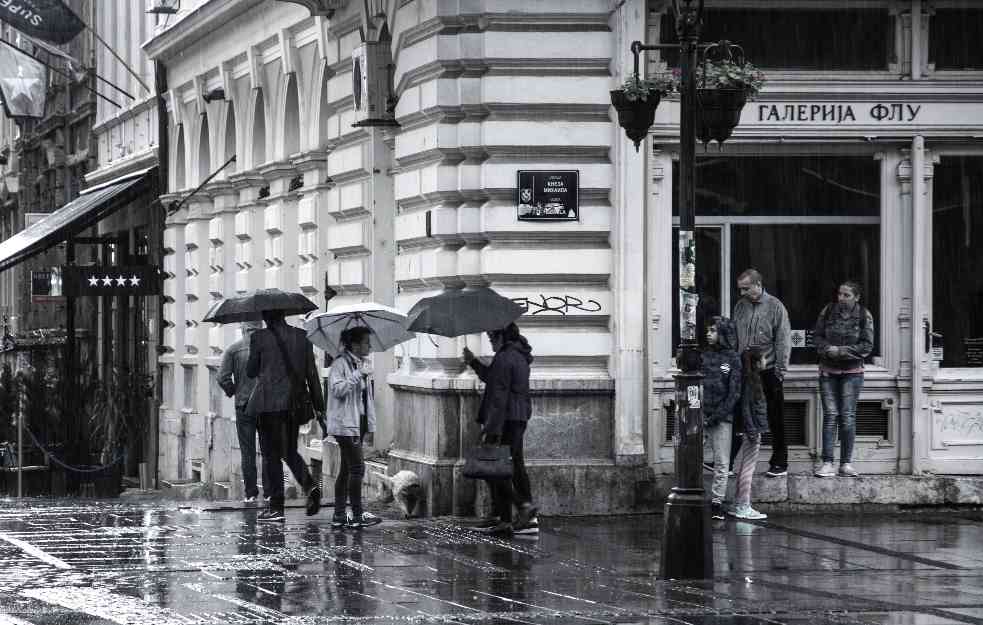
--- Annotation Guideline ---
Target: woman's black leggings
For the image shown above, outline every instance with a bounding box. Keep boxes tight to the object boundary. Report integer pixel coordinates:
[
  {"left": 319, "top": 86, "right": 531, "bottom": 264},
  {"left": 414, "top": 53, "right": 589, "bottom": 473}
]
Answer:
[{"left": 333, "top": 435, "right": 365, "bottom": 516}]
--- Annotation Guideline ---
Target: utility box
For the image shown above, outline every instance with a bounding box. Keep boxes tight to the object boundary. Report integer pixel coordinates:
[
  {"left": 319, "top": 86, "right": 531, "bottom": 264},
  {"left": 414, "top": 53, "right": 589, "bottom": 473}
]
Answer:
[{"left": 352, "top": 41, "right": 396, "bottom": 127}]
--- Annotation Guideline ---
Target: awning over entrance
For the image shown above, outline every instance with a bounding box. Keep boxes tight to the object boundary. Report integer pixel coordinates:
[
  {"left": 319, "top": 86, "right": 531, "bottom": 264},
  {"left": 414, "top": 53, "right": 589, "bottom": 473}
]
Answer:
[{"left": 0, "top": 167, "right": 157, "bottom": 273}]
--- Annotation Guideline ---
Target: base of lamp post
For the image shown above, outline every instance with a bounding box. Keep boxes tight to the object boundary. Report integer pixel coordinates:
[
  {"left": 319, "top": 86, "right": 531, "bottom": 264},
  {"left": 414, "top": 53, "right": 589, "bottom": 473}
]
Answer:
[{"left": 659, "top": 367, "right": 713, "bottom": 580}]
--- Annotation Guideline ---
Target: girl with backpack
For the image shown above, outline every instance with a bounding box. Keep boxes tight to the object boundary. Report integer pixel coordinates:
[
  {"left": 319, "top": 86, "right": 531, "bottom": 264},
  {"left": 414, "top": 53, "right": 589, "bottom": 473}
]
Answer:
[{"left": 813, "top": 281, "right": 875, "bottom": 478}]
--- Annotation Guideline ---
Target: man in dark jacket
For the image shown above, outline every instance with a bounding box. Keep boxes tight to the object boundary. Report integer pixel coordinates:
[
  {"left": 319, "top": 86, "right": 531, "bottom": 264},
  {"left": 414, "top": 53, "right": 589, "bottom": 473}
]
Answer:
[
  {"left": 701, "top": 317, "right": 742, "bottom": 519},
  {"left": 246, "top": 311, "right": 326, "bottom": 522},
  {"left": 218, "top": 320, "right": 267, "bottom": 503},
  {"left": 463, "top": 323, "right": 536, "bottom": 537}
]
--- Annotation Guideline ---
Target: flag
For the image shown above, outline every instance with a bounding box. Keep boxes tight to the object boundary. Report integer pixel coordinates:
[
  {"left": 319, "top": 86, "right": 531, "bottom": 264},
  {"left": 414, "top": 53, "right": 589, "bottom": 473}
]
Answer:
[
  {"left": 0, "top": 44, "right": 46, "bottom": 118},
  {"left": 0, "top": 1, "right": 84, "bottom": 45}
]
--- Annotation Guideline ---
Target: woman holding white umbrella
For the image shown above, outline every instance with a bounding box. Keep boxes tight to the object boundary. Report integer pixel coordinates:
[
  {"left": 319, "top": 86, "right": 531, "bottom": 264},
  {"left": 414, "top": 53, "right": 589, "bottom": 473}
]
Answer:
[{"left": 304, "top": 303, "right": 414, "bottom": 529}]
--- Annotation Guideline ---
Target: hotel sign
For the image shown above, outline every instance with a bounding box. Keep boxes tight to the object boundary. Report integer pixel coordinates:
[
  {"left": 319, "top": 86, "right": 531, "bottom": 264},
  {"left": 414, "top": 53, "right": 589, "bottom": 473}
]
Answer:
[{"left": 62, "top": 265, "right": 162, "bottom": 296}]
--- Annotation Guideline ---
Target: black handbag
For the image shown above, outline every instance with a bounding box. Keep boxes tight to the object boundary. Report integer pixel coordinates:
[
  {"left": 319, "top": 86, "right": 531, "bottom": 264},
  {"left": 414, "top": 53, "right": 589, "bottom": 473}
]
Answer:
[
  {"left": 270, "top": 326, "right": 315, "bottom": 429},
  {"left": 463, "top": 445, "right": 513, "bottom": 480}
]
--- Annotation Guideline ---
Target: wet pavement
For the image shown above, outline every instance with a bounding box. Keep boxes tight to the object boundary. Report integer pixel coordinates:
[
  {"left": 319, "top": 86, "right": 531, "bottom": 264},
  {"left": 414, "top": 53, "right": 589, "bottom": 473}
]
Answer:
[{"left": 0, "top": 500, "right": 982, "bottom": 625}]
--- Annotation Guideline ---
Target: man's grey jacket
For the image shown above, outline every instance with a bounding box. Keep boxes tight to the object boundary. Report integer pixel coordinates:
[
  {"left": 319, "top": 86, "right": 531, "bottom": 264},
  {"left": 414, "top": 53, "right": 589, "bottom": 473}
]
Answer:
[
  {"left": 218, "top": 337, "right": 255, "bottom": 408},
  {"left": 732, "top": 289, "right": 791, "bottom": 379}
]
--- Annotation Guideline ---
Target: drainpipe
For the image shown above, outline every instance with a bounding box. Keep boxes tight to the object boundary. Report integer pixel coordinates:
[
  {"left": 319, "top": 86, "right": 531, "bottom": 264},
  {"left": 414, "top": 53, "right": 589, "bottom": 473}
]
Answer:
[{"left": 911, "top": 135, "right": 925, "bottom": 475}]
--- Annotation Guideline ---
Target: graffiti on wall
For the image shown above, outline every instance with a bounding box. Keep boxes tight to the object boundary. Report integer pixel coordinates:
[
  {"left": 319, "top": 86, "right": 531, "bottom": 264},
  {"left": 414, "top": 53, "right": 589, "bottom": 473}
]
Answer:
[{"left": 512, "top": 295, "right": 602, "bottom": 316}]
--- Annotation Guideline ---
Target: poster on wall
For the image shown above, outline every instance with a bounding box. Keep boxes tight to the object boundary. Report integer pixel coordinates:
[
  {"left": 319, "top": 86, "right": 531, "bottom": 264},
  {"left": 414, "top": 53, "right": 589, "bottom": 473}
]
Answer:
[{"left": 516, "top": 170, "right": 579, "bottom": 221}]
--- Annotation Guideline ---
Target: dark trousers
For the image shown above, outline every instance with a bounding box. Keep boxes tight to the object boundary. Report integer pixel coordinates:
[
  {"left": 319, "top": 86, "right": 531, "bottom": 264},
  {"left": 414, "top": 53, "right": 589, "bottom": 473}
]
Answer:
[
  {"left": 257, "top": 411, "right": 312, "bottom": 509},
  {"left": 486, "top": 420, "right": 532, "bottom": 524},
  {"left": 234, "top": 405, "right": 268, "bottom": 499},
  {"left": 333, "top": 435, "right": 365, "bottom": 516},
  {"left": 762, "top": 368, "right": 786, "bottom": 470}
]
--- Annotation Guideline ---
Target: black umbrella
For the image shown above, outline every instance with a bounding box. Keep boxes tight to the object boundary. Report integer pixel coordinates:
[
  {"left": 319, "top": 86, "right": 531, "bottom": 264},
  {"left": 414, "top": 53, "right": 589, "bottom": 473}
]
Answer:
[
  {"left": 202, "top": 288, "right": 317, "bottom": 324},
  {"left": 405, "top": 287, "right": 524, "bottom": 337}
]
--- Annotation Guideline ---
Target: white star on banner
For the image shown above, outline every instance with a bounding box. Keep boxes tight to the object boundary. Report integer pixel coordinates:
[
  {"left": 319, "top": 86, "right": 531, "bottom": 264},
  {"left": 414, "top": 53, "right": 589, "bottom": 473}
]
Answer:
[
  {"left": 115, "top": 276, "right": 127, "bottom": 286},
  {"left": 129, "top": 275, "right": 141, "bottom": 286},
  {"left": 87, "top": 276, "right": 99, "bottom": 287},
  {"left": 101, "top": 276, "right": 113, "bottom": 286}
]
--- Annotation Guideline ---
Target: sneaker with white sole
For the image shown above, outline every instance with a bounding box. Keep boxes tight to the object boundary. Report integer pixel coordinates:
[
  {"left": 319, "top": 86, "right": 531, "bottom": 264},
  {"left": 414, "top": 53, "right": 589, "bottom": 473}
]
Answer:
[
  {"left": 814, "top": 462, "right": 836, "bottom": 478},
  {"left": 838, "top": 463, "right": 859, "bottom": 477},
  {"left": 728, "top": 505, "right": 767, "bottom": 520},
  {"left": 257, "top": 508, "right": 285, "bottom": 523},
  {"left": 765, "top": 466, "right": 787, "bottom": 478},
  {"left": 243, "top": 496, "right": 257, "bottom": 504},
  {"left": 513, "top": 517, "right": 539, "bottom": 535},
  {"left": 348, "top": 511, "right": 383, "bottom": 529}
]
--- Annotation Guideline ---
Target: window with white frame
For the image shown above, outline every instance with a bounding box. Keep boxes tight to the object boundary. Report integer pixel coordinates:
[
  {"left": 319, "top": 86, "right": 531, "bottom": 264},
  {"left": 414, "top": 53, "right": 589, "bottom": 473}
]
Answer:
[
  {"left": 182, "top": 365, "right": 197, "bottom": 411},
  {"left": 932, "top": 156, "right": 983, "bottom": 367},
  {"left": 671, "top": 155, "right": 881, "bottom": 365}
]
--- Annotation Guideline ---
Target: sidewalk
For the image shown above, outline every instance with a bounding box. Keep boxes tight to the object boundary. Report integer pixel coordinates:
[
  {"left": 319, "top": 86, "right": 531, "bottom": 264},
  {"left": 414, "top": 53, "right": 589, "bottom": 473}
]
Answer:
[{"left": 0, "top": 499, "right": 981, "bottom": 625}]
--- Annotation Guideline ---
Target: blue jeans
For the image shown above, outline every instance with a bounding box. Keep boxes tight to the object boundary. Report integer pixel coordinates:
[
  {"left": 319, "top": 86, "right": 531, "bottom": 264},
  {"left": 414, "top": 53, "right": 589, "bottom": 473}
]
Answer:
[{"left": 819, "top": 373, "right": 864, "bottom": 464}]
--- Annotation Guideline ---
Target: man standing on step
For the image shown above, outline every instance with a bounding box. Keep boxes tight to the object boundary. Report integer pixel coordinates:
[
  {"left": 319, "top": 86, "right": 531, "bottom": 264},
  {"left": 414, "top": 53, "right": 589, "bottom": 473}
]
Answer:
[{"left": 733, "top": 268, "right": 791, "bottom": 478}]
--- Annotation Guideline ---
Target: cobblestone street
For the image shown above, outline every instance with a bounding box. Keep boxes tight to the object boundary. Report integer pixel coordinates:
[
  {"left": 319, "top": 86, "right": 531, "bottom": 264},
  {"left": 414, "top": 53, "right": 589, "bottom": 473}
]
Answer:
[{"left": 0, "top": 501, "right": 982, "bottom": 625}]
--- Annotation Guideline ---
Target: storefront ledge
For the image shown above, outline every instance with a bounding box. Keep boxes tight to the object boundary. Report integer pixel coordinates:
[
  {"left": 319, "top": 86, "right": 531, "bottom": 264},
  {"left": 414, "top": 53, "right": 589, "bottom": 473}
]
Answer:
[
  {"left": 388, "top": 372, "right": 614, "bottom": 394},
  {"left": 787, "top": 474, "right": 983, "bottom": 506},
  {"left": 932, "top": 368, "right": 983, "bottom": 383}
]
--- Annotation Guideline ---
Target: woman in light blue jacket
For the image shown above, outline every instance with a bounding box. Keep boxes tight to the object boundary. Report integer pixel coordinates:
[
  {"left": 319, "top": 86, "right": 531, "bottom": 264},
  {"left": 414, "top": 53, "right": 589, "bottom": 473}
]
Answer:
[{"left": 325, "top": 326, "right": 380, "bottom": 529}]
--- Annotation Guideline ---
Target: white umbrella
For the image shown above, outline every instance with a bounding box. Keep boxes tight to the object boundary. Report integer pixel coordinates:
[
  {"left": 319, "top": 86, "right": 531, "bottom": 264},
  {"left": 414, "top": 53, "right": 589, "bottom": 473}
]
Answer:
[{"left": 304, "top": 302, "right": 415, "bottom": 355}]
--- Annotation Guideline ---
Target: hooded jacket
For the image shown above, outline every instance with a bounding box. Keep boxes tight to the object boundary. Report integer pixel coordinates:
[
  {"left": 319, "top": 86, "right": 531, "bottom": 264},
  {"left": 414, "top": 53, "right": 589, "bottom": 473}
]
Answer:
[
  {"left": 325, "top": 351, "right": 376, "bottom": 437},
  {"left": 701, "top": 318, "right": 742, "bottom": 427},
  {"left": 468, "top": 338, "right": 533, "bottom": 437}
]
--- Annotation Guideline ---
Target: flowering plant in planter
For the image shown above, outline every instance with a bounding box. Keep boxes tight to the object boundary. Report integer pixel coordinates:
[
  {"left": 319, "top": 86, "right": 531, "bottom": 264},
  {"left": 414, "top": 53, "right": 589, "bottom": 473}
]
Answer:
[
  {"left": 610, "top": 71, "right": 678, "bottom": 151},
  {"left": 619, "top": 71, "right": 679, "bottom": 102},
  {"left": 698, "top": 58, "right": 766, "bottom": 99}
]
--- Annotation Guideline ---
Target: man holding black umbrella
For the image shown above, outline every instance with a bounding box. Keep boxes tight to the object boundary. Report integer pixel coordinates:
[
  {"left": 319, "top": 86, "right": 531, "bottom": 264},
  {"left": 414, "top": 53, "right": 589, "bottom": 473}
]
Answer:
[{"left": 246, "top": 310, "right": 326, "bottom": 522}]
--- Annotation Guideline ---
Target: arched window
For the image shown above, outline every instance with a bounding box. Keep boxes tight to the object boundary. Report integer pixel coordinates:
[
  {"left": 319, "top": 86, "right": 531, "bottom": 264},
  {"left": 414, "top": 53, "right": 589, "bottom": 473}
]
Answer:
[
  {"left": 174, "top": 125, "right": 186, "bottom": 190},
  {"left": 198, "top": 114, "right": 211, "bottom": 184},
  {"left": 252, "top": 90, "right": 266, "bottom": 168},
  {"left": 224, "top": 104, "right": 236, "bottom": 173},
  {"left": 284, "top": 74, "right": 300, "bottom": 157}
]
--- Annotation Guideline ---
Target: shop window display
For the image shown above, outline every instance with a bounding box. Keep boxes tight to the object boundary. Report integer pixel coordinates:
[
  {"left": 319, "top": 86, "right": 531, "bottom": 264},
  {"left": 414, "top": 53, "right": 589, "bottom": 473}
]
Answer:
[
  {"left": 671, "top": 156, "right": 880, "bottom": 365},
  {"left": 933, "top": 156, "right": 983, "bottom": 368}
]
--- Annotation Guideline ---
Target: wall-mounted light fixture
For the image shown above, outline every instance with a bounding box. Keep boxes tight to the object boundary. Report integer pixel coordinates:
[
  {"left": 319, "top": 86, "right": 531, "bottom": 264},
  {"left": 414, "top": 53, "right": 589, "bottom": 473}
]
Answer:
[
  {"left": 147, "top": 0, "right": 180, "bottom": 15},
  {"left": 202, "top": 88, "right": 226, "bottom": 104}
]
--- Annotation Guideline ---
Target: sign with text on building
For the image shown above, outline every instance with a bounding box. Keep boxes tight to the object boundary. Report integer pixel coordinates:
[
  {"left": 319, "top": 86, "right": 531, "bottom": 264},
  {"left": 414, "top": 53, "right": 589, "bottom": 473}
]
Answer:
[
  {"left": 31, "top": 267, "right": 63, "bottom": 303},
  {"left": 516, "top": 170, "right": 579, "bottom": 221},
  {"left": 61, "top": 265, "right": 162, "bottom": 297},
  {"left": 653, "top": 101, "right": 983, "bottom": 130}
]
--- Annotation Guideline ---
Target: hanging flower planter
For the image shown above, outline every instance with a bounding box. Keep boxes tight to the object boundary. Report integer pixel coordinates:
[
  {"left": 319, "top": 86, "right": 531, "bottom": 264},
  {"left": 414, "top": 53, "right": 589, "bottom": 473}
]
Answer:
[
  {"left": 695, "top": 88, "right": 747, "bottom": 146},
  {"left": 610, "top": 73, "right": 677, "bottom": 152},
  {"left": 691, "top": 50, "right": 766, "bottom": 148}
]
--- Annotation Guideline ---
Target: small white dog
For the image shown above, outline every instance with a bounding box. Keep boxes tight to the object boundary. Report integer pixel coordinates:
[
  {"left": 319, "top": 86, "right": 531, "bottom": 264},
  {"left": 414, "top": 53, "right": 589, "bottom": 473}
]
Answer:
[{"left": 382, "top": 470, "right": 424, "bottom": 518}]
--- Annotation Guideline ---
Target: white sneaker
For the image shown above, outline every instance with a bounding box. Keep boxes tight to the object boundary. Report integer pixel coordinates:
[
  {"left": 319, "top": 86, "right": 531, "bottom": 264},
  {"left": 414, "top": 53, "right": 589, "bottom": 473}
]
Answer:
[
  {"left": 838, "top": 463, "right": 859, "bottom": 477},
  {"left": 814, "top": 462, "right": 836, "bottom": 478},
  {"left": 729, "top": 505, "right": 767, "bottom": 520},
  {"left": 243, "top": 496, "right": 257, "bottom": 504}
]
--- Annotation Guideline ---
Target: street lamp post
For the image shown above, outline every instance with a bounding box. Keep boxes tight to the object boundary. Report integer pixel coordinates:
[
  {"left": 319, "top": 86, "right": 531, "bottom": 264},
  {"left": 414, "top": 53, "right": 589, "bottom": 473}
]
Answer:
[
  {"left": 660, "top": 0, "right": 713, "bottom": 581},
  {"left": 625, "top": 0, "right": 712, "bottom": 579}
]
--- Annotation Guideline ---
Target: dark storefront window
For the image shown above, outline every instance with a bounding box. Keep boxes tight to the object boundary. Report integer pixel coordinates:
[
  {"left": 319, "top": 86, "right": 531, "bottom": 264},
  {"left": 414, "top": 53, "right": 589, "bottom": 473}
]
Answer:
[
  {"left": 930, "top": 9, "right": 983, "bottom": 69},
  {"left": 671, "top": 156, "right": 880, "bottom": 365},
  {"left": 672, "top": 157, "right": 880, "bottom": 217},
  {"left": 659, "top": 8, "right": 892, "bottom": 70},
  {"left": 933, "top": 156, "right": 983, "bottom": 367},
  {"left": 730, "top": 225, "right": 879, "bottom": 365}
]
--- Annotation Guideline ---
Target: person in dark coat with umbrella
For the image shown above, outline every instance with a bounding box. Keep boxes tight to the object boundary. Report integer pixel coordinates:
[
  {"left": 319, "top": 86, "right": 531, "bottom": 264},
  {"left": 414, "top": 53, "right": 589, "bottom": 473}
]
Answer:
[
  {"left": 462, "top": 323, "right": 537, "bottom": 537},
  {"left": 246, "top": 310, "right": 326, "bottom": 522}
]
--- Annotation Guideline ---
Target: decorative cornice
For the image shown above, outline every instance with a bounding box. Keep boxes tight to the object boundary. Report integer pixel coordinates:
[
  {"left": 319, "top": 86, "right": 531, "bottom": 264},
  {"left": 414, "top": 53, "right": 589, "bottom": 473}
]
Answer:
[
  {"left": 143, "top": 0, "right": 266, "bottom": 62},
  {"left": 274, "top": 0, "right": 348, "bottom": 18}
]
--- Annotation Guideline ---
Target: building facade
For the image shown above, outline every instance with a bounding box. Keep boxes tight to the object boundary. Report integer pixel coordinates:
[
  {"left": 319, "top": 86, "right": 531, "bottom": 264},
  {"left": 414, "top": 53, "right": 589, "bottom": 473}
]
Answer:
[{"left": 145, "top": 0, "right": 983, "bottom": 514}]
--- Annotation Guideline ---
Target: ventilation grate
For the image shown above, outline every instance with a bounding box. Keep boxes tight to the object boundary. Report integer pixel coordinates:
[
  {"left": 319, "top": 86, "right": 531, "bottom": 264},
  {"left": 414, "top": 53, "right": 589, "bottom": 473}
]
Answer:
[
  {"left": 856, "top": 400, "right": 890, "bottom": 439},
  {"left": 762, "top": 400, "right": 808, "bottom": 447}
]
